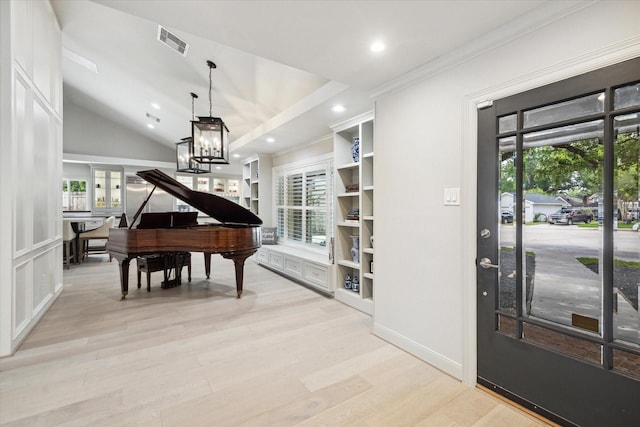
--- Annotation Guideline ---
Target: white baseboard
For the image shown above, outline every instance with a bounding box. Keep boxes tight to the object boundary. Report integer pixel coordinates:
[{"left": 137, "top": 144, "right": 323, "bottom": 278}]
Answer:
[{"left": 372, "top": 321, "right": 463, "bottom": 380}]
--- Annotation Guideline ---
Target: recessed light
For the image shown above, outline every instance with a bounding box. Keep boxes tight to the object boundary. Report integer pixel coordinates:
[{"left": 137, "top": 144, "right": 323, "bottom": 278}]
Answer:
[
  {"left": 266, "top": 137, "right": 275, "bottom": 143},
  {"left": 332, "top": 105, "right": 346, "bottom": 113},
  {"left": 233, "top": 153, "right": 240, "bottom": 158},
  {"left": 151, "top": 103, "right": 160, "bottom": 110},
  {"left": 370, "top": 40, "right": 385, "bottom": 53},
  {"left": 147, "top": 123, "right": 154, "bottom": 129},
  {"left": 215, "top": 166, "right": 221, "bottom": 170}
]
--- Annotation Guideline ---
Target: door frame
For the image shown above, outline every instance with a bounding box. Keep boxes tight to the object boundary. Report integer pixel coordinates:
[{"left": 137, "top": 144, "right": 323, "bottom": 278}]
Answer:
[{"left": 459, "top": 51, "right": 640, "bottom": 388}]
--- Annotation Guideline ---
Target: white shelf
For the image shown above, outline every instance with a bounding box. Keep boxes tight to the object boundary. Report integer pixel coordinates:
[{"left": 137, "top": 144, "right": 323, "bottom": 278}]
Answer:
[
  {"left": 337, "top": 221, "right": 360, "bottom": 227},
  {"left": 337, "top": 260, "right": 360, "bottom": 269},
  {"left": 337, "top": 162, "right": 359, "bottom": 170},
  {"left": 337, "top": 192, "right": 359, "bottom": 198},
  {"left": 363, "top": 152, "right": 374, "bottom": 159},
  {"left": 363, "top": 272, "right": 374, "bottom": 280},
  {"left": 362, "top": 216, "right": 374, "bottom": 221},
  {"left": 363, "top": 185, "right": 374, "bottom": 191},
  {"left": 363, "top": 248, "right": 374, "bottom": 255}
]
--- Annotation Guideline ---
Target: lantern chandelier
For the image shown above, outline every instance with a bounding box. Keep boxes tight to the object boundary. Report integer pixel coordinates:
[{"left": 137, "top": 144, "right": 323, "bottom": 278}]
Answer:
[
  {"left": 191, "top": 60, "right": 230, "bottom": 165},
  {"left": 176, "top": 92, "right": 210, "bottom": 174}
]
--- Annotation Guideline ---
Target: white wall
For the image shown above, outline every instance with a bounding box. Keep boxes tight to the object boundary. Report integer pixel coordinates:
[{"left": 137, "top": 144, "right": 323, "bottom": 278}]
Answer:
[
  {"left": 272, "top": 135, "right": 333, "bottom": 167},
  {"left": 372, "top": 1, "right": 640, "bottom": 383},
  {"left": 0, "top": 0, "right": 63, "bottom": 357},
  {"left": 64, "top": 101, "right": 175, "bottom": 163}
]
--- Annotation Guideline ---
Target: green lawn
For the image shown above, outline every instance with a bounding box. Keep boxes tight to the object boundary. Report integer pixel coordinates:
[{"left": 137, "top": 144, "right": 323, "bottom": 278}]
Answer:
[
  {"left": 577, "top": 257, "right": 640, "bottom": 268},
  {"left": 577, "top": 221, "right": 638, "bottom": 229}
]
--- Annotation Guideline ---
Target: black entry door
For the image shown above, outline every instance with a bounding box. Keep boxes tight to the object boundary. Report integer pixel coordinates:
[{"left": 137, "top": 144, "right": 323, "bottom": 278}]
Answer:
[{"left": 477, "top": 58, "right": 640, "bottom": 427}]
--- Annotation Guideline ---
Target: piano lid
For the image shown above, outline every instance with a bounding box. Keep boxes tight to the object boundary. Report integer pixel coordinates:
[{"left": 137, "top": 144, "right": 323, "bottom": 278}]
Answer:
[{"left": 136, "top": 169, "right": 262, "bottom": 226}]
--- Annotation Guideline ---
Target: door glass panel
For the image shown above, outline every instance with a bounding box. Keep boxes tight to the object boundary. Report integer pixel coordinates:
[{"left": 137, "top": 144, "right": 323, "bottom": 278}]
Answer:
[
  {"left": 499, "top": 114, "right": 517, "bottom": 134},
  {"left": 95, "top": 170, "right": 106, "bottom": 208},
  {"left": 498, "top": 314, "right": 517, "bottom": 337},
  {"left": 110, "top": 171, "right": 121, "bottom": 208},
  {"left": 498, "top": 137, "right": 516, "bottom": 320},
  {"left": 522, "top": 121, "right": 604, "bottom": 345},
  {"left": 523, "top": 92, "right": 604, "bottom": 129},
  {"left": 523, "top": 323, "right": 602, "bottom": 364},
  {"left": 612, "top": 349, "right": 640, "bottom": 380},
  {"left": 613, "top": 114, "right": 639, "bottom": 347},
  {"left": 197, "top": 177, "right": 209, "bottom": 192},
  {"left": 614, "top": 83, "right": 640, "bottom": 109}
]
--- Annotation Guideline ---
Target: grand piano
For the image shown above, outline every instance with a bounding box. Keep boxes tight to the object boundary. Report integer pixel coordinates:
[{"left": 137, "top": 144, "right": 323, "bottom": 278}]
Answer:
[{"left": 107, "top": 169, "right": 262, "bottom": 300}]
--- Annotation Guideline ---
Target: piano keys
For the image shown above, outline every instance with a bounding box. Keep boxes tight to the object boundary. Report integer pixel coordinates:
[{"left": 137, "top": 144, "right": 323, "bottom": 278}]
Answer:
[{"left": 107, "top": 169, "right": 262, "bottom": 300}]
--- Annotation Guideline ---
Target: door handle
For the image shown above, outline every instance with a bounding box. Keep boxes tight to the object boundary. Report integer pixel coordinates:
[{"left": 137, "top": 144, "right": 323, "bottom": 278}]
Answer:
[{"left": 479, "top": 257, "right": 499, "bottom": 269}]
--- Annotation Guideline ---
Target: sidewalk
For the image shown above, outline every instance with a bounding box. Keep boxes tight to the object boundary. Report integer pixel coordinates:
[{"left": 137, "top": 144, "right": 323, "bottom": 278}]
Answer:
[{"left": 530, "top": 249, "right": 638, "bottom": 342}]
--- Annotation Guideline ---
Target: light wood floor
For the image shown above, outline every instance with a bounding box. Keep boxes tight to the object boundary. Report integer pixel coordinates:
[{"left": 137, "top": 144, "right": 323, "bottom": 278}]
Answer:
[{"left": 1, "top": 253, "right": 553, "bottom": 426}]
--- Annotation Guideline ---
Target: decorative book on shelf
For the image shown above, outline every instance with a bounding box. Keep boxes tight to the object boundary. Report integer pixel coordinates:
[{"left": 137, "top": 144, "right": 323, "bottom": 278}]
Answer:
[{"left": 345, "top": 184, "right": 359, "bottom": 193}]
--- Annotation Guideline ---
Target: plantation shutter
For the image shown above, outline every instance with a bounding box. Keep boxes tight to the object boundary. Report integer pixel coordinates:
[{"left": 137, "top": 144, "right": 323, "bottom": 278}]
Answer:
[{"left": 287, "top": 173, "right": 303, "bottom": 241}]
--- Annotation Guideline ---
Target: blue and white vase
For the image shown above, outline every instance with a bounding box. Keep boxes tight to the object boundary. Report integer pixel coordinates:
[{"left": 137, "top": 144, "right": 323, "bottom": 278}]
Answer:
[
  {"left": 344, "top": 273, "right": 352, "bottom": 290},
  {"left": 352, "top": 137, "right": 360, "bottom": 163},
  {"left": 350, "top": 236, "right": 360, "bottom": 263},
  {"left": 351, "top": 276, "right": 359, "bottom": 292}
]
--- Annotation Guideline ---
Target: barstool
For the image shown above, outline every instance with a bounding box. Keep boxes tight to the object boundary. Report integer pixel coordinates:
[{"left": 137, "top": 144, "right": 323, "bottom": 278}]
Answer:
[{"left": 62, "top": 220, "right": 77, "bottom": 269}]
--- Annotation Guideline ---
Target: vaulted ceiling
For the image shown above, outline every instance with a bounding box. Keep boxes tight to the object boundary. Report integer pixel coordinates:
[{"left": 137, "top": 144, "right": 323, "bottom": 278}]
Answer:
[{"left": 53, "top": 0, "right": 560, "bottom": 174}]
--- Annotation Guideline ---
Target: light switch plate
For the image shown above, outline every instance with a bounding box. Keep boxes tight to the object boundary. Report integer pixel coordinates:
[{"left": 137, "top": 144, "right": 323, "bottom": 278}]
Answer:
[{"left": 444, "top": 187, "right": 460, "bottom": 206}]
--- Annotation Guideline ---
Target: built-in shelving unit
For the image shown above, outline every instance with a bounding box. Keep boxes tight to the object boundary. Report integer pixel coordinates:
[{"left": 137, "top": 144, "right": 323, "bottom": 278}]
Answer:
[
  {"left": 175, "top": 174, "right": 242, "bottom": 205},
  {"left": 242, "top": 154, "right": 272, "bottom": 226},
  {"left": 332, "top": 111, "right": 374, "bottom": 315}
]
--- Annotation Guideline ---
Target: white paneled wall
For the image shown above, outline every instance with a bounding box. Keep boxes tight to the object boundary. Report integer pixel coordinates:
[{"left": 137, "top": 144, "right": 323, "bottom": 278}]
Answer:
[{"left": 0, "top": 0, "right": 63, "bottom": 356}]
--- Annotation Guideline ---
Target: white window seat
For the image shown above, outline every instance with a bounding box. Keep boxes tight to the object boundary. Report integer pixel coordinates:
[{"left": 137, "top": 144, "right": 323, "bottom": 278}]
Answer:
[{"left": 254, "top": 244, "right": 335, "bottom": 293}]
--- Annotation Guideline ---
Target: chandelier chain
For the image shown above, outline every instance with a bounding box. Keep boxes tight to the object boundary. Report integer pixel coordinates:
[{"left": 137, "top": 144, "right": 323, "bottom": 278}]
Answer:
[{"left": 208, "top": 64, "right": 213, "bottom": 117}]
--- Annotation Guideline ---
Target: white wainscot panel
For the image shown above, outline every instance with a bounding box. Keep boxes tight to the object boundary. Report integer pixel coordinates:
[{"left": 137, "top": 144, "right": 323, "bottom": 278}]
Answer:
[
  {"left": 15, "top": 76, "right": 28, "bottom": 253},
  {"left": 14, "top": 262, "right": 30, "bottom": 337},
  {"left": 32, "top": 0, "right": 54, "bottom": 102},
  {"left": 284, "top": 257, "right": 302, "bottom": 278},
  {"left": 32, "top": 99, "right": 51, "bottom": 244},
  {"left": 269, "top": 252, "right": 284, "bottom": 270},
  {"left": 54, "top": 245, "right": 63, "bottom": 292},
  {"left": 32, "top": 250, "right": 53, "bottom": 312},
  {"left": 304, "top": 262, "right": 329, "bottom": 290}
]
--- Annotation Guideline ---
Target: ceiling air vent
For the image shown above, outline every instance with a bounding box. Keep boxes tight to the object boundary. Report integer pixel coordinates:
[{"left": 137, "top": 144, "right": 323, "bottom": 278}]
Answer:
[
  {"left": 146, "top": 112, "right": 160, "bottom": 123},
  {"left": 157, "top": 25, "right": 189, "bottom": 57}
]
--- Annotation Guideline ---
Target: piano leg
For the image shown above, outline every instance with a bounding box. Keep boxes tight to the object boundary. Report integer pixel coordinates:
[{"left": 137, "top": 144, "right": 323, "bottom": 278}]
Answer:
[
  {"left": 222, "top": 249, "right": 257, "bottom": 298},
  {"left": 114, "top": 256, "right": 131, "bottom": 300},
  {"left": 204, "top": 252, "right": 212, "bottom": 278}
]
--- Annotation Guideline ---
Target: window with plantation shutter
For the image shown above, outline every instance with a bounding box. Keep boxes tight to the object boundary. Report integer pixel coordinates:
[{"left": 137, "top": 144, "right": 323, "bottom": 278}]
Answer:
[
  {"left": 274, "top": 157, "right": 333, "bottom": 250},
  {"left": 275, "top": 175, "right": 285, "bottom": 238},
  {"left": 305, "top": 169, "right": 327, "bottom": 246}
]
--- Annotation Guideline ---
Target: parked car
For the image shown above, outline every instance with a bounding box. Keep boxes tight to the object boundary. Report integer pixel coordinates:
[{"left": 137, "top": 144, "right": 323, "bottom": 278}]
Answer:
[
  {"left": 548, "top": 207, "right": 594, "bottom": 224},
  {"left": 501, "top": 210, "right": 514, "bottom": 224}
]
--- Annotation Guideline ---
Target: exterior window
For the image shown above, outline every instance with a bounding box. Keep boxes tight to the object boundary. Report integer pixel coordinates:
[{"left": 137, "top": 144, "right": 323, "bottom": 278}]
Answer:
[
  {"left": 62, "top": 179, "right": 88, "bottom": 211},
  {"left": 274, "top": 158, "right": 332, "bottom": 249}
]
